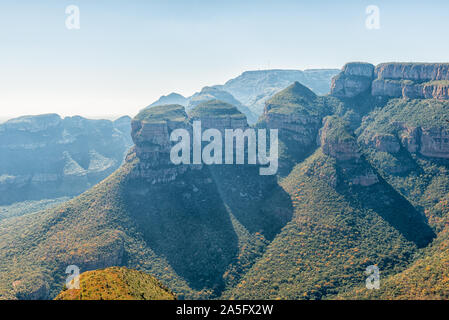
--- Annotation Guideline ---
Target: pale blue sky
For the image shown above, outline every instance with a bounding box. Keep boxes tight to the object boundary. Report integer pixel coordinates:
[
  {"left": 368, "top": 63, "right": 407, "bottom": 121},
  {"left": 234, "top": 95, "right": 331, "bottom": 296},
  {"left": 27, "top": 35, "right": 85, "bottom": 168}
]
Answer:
[{"left": 1, "top": 0, "right": 448, "bottom": 119}]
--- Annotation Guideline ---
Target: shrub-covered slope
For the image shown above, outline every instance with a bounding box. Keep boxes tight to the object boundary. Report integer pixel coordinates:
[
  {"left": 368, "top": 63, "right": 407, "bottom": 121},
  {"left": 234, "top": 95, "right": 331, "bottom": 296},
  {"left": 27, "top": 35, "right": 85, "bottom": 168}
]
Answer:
[{"left": 55, "top": 267, "right": 175, "bottom": 300}]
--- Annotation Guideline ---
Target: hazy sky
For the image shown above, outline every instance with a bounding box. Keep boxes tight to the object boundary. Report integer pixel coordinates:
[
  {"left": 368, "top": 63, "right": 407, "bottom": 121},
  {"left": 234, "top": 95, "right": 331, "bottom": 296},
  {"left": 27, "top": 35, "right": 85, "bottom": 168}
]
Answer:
[{"left": 1, "top": 0, "right": 448, "bottom": 119}]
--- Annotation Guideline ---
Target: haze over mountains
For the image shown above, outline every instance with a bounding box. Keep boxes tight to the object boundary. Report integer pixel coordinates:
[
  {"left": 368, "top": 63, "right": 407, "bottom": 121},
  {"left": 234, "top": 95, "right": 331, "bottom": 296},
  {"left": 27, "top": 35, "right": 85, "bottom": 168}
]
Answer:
[
  {"left": 0, "top": 114, "right": 133, "bottom": 205},
  {"left": 0, "top": 62, "right": 448, "bottom": 300},
  {"left": 148, "top": 68, "right": 340, "bottom": 124}
]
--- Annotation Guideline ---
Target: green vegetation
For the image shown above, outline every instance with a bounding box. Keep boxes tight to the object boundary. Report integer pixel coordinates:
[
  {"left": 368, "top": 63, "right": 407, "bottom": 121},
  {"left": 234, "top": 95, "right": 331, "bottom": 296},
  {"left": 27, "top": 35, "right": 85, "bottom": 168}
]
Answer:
[
  {"left": 189, "top": 99, "right": 247, "bottom": 120},
  {"left": 55, "top": 267, "right": 175, "bottom": 300},
  {"left": 224, "top": 146, "right": 434, "bottom": 299},
  {"left": 134, "top": 104, "right": 187, "bottom": 123},
  {"left": 1, "top": 80, "right": 449, "bottom": 301},
  {"left": 358, "top": 98, "right": 449, "bottom": 135}
]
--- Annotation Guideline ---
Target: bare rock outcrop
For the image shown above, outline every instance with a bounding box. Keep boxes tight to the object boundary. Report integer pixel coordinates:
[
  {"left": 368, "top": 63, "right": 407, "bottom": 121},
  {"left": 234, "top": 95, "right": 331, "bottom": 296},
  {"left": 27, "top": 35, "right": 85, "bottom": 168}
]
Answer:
[
  {"left": 318, "top": 117, "right": 360, "bottom": 161},
  {"left": 330, "top": 62, "right": 375, "bottom": 98},
  {"left": 129, "top": 105, "right": 192, "bottom": 183},
  {"left": 394, "top": 122, "right": 449, "bottom": 158},
  {"left": 331, "top": 62, "right": 449, "bottom": 100},
  {"left": 351, "top": 171, "right": 379, "bottom": 187},
  {"left": 374, "top": 63, "right": 449, "bottom": 81},
  {"left": 364, "top": 133, "right": 401, "bottom": 153}
]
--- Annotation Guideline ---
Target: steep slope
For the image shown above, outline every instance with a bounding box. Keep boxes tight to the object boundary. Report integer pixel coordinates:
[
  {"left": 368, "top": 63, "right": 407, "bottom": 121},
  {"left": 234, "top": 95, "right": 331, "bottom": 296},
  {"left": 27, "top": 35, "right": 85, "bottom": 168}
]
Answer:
[
  {"left": 340, "top": 192, "right": 449, "bottom": 300},
  {"left": 259, "top": 81, "right": 334, "bottom": 175},
  {"left": 55, "top": 267, "right": 175, "bottom": 300},
  {"left": 225, "top": 115, "right": 435, "bottom": 299},
  {"left": 0, "top": 114, "right": 133, "bottom": 205}
]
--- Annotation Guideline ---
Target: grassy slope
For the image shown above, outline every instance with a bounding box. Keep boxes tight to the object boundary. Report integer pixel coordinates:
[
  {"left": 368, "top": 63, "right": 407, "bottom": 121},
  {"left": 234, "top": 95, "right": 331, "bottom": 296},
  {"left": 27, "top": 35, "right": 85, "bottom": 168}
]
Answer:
[{"left": 55, "top": 266, "right": 175, "bottom": 300}]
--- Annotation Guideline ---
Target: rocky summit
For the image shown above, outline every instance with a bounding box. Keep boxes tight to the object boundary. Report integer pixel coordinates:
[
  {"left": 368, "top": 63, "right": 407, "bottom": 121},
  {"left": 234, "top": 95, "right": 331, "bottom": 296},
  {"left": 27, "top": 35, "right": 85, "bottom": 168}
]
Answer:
[{"left": 331, "top": 62, "right": 449, "bottom": 100}]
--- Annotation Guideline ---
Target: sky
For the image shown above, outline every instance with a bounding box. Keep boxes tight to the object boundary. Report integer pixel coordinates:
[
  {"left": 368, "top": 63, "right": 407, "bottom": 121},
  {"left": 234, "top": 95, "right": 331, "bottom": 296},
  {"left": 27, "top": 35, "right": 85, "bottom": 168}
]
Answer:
[{"left": 1, "top": 0, "right": 448, "bottom": 120}]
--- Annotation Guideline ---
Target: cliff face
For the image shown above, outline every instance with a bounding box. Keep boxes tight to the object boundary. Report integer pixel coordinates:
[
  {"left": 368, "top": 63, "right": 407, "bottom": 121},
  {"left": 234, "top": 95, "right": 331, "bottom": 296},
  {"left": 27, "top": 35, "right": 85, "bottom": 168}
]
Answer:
[
  {"left": 330, "top": 63, "right": 374, "bottom": 98},
  {"left": 375, "top": 63, "right": 449, "bottom": 81},
  {"left": 397, "top": 123, "right": 449, "bottom": 159},
  {"left": 0, "top": 114, "right": 133, "bottom": 205},
  {"left": 129, "top": 104, "right": 192, "bottom": 184},
  {"left": 129, "top": 101, "right": 249, "bottom": 183},
  {"left": 331, "top": 62, "right": 449, "bottom": 100},
  {"left": 318, "top": 117, "right": 361, "bottom": 161}
]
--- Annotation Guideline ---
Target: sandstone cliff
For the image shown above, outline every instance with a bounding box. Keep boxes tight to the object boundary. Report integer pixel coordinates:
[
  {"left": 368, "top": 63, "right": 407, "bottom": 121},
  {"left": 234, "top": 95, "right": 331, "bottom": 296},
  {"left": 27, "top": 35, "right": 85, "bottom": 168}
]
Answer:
[{"left": 331, "top": 62, "right": 449, "bottom": 100}]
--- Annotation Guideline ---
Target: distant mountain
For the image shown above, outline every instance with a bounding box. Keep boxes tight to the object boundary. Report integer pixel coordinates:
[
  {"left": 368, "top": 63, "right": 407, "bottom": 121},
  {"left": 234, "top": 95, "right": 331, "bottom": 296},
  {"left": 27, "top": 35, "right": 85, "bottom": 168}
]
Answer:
[
  {"left": 149, "top": 68, "right": 338, "bottom": 124},
  {"left": 149, "top": 93, "right": 188, "bottom": 107},
  {"left": 0, "top": 114, "right": 133, "bottom": 205},
  {"left": 187, "top": 87, "right": 258, "bottom": 124},
  {"left": 215, "top": 69, "right": 340, "bottom": 115},
  {"left": 55, "top": 267, "right": 175, "bottom": 300}
]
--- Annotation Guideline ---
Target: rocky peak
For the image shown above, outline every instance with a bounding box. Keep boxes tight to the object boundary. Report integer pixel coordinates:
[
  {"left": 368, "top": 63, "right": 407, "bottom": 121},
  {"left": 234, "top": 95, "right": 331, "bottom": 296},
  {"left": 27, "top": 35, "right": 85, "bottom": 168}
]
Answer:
[
  {"left": 262, "top": 82, "right": 324, "bottom": 148},
  {"left": 374, "top": 63, "right": 449, "bottom": 81},
  {"left": 149, "top": 92, "right": 188, "bottom": 107},
  {"left": 318, "top": 116, "right": 360, "bottom": 161},
  {"left": 130, "top": 104, "right": 191, "bottom": 183},
  {"left": 330, "top": 62, "right": 375, "bottom": 98}
]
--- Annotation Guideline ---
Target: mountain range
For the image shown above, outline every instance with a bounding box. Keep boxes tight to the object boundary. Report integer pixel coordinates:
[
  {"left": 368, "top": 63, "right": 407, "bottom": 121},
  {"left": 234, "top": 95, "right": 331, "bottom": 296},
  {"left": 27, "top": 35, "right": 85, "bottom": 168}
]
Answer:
[
  {"left": 148, "top": 68, "right": 340, "bottom": 124},
  {"left": 0, "top": 62, "right": 448, "bottom": 300},
  {"left": 0, "top": 114, "right": 133, "bottom": 205}
]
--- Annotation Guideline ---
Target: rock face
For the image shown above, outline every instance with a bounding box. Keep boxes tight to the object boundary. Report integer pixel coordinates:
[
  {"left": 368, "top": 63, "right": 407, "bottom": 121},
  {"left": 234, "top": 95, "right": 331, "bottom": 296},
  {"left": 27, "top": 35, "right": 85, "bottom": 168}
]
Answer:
[
  {"left": 0, "top": 114, "right": 133, "bottom": 205},
  {"left": 418, "top": 127, "right": 449, "bottom": 158},
  {"left": 363, "top": 133, "right": 401, "bottom": 153},
  {"left": 351, "top": 172, "right": 379, "bottom": 187},
  {"left": 374, "top": 63, "right": 449, "bottom": 81},
  {"left": 330, "top": 63, "right": 374, "bottom": 98},
  {"left": 129, "top": 101, "right": 250, "bottom": 183},
  {"left": 331, "top": 62, "right": 449, "bottom": 100},
  {"left": 393, "top": 123, "right": 449, "bottom": 158},
  {"left": 130, "top": 104, "right": 192, "bottom": 184},
  {"left": 318, "top": 117, "right": 360, "bottom": 161}
]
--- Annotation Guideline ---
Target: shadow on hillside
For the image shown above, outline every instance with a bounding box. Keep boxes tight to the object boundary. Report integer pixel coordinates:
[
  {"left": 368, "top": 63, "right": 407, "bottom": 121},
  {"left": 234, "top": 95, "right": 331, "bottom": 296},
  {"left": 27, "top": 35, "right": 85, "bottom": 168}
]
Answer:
[
  {"left": 208, "top": 165, "right": 293, "bottom": 242},
  {"left": 123, "top": 165, "right": 293, "bottom": 294},
  {"left": 124, "top": 168, "right": 240, "bottom": 294},
  {"left": 339, "top": 168, "right": 435, "bottom": 248}
]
